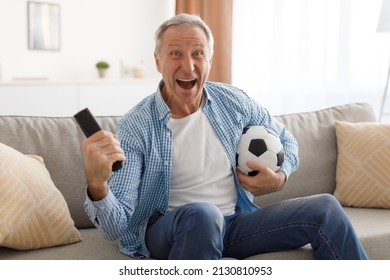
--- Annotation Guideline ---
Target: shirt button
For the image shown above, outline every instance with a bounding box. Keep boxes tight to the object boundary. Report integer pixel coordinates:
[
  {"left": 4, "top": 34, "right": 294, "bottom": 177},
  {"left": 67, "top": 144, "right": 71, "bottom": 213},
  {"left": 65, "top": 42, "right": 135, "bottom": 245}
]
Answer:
[
  {"left": 99, "top": 206, "right": 106, "bottom": 210},
  {"left": 164, "top": 160, "right": 169, "bottom": 166},
  {"left": 166, "top": 132, "right": 170, "bottom": 138}
]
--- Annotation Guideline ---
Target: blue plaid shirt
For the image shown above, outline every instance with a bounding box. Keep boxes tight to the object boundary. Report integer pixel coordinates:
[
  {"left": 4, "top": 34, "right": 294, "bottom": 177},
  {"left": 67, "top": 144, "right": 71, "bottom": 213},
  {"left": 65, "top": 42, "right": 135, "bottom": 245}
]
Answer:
[{"left": 84, "top": 81, "right": 299, "bottom": 258}]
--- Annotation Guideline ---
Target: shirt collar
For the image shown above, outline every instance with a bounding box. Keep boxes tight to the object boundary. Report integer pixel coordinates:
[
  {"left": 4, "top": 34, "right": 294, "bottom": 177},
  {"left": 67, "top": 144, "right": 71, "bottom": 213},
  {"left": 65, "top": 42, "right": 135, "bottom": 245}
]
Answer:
[
  {"left": 203, "top": 82, "right": 213, "bottom": 104},
  {"left": 156, "top": 80, "right": 171, "bottom": 120}
]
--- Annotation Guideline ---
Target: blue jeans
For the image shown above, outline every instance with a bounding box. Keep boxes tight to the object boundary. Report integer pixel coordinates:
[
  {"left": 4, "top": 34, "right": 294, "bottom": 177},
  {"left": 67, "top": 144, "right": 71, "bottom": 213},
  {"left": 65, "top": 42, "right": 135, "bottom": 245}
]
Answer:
[{"left": 145, "top": 194, "right": 368, "bottom": 260}]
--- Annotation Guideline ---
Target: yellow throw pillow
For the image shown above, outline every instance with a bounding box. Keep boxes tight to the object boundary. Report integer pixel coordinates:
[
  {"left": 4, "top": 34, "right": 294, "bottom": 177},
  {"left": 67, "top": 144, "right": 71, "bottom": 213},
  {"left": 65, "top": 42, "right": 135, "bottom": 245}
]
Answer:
[
  {"left": 0, "top": 143, "right": 81, "bottom": 250},
  {"left": 334, "top": 121, "right": 390, "bottom": 208}
]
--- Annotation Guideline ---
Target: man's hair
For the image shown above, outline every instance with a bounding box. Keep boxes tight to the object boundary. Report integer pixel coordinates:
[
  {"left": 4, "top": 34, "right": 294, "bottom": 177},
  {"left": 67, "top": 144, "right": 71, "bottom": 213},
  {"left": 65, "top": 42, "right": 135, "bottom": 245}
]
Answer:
[{"left": 154, "top": 13, "right": 214, "bottom": 57}]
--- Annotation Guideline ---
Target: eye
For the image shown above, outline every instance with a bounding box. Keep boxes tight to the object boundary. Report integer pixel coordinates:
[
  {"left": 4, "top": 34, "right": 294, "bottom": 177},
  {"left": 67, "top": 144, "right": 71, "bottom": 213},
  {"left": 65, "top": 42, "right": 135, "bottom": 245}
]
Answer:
[
  {"left": 193, "top": 50, "right": 204, "bottom": 57},
  {"left": 169, "top": 50, "right": 181, "bottom": 58}
]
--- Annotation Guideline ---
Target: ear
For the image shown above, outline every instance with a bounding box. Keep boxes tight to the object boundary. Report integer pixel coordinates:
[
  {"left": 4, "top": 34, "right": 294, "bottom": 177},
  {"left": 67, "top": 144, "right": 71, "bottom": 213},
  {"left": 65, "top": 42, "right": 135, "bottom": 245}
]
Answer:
[
  {"left": 209, "top": 55, "right": 213, "bottom": 66},
  {"left": 154, "top": 52, "right": 162, "bottom": 73}
]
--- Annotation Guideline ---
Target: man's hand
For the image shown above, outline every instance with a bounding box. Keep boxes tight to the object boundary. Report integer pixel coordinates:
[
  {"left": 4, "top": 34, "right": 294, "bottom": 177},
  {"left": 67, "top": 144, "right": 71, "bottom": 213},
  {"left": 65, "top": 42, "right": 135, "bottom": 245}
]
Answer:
[
  {"left": 237, "top": 160, "right": 286, "bottom": 196},
  {"left": 82, "top": 130, "right": 126, "bottom": 201}
]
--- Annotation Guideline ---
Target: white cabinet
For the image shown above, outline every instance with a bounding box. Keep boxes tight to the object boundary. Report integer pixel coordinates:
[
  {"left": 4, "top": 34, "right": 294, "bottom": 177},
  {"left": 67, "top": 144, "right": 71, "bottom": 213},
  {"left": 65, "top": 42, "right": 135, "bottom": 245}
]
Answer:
[
  {"left": 0, "top": 84, "right": 79, "bottom": 116},
  {"left": 79, "top": 82, "right": 157, "bottom": 116},
  {"left": 0, "top": 79, "right": 159, "bottom": 117}
]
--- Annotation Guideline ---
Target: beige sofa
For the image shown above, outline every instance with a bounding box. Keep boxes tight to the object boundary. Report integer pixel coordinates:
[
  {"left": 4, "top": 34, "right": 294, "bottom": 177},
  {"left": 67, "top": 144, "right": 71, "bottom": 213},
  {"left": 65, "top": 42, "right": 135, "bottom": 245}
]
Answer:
[{"left": 1, "top": 102, "right": 389, "bottom": 260}]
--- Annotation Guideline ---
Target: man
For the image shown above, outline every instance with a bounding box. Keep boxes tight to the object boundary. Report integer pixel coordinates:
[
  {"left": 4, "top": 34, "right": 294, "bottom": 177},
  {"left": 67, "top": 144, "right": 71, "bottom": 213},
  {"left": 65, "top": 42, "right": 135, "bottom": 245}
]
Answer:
[{"left": 82, "top": 13, "right": 367, "bottom": 260}]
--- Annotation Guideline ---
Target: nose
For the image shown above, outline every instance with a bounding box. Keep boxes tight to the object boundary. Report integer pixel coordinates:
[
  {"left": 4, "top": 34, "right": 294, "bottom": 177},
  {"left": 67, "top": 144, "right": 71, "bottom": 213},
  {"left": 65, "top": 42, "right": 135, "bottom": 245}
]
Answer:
[{"left": 181, "top": 53, "right": 195, "bottom": 73}]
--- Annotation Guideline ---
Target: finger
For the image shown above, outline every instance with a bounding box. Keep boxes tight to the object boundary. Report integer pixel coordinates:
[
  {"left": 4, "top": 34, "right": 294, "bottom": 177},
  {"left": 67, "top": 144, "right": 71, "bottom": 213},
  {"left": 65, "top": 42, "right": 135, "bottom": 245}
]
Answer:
[
  {"left": 86, "top": 132, "right": 121, "bottom": 152},
  {"left": 87, "top": 130, "right": 111, "bottom": 142},
  {"left": 236, "top": 168, "right": 255, "bottom": 187},
  {"left": 236, "top": 168, "right": 247, "bottom": 182},
  {"left": 99, "top": 140, "right": 123, "bottom": 155},
  {"left": 87, "top": 131, "right": 123, "bottom": 152},
  {"left": 245, "top": 160, "right": 267, "bottom": 172},
  {"left": 240, "top": 181, "right": 251, "bottom": 191},
  {"left": 83, "top": 140, "right": 124, "bottom": 169},
  {"left": 240, "top": 181, "right": 259, "bottom": 196},
  {"left": 107, "top": 152, "right": 127, "bottom": 164}
]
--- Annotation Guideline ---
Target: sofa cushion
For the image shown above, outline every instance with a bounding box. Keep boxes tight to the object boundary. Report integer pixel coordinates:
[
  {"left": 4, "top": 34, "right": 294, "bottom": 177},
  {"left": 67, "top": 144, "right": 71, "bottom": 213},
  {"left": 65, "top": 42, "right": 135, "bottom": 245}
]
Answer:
[
  {"left": 0, "top": 228, "right": 129, "bottom": 260},
  {"left": 343, "top": 207, "right": 390, "bottom": 260},
  {"left": 0, "top": 143, "right": 81, "bottom": 250},
  {"left": 254, "top": 103, "right": 377, "bottom": 206},
  {"left": 334, "top": 121, "right": 390, "bottom": 208}
]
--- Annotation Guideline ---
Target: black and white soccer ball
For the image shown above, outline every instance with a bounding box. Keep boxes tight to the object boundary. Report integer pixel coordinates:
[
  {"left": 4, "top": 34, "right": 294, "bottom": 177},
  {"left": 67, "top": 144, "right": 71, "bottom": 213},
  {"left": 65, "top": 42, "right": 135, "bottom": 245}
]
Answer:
[{"left": 236, "top": 126, "right": 284, "bottom": 176}]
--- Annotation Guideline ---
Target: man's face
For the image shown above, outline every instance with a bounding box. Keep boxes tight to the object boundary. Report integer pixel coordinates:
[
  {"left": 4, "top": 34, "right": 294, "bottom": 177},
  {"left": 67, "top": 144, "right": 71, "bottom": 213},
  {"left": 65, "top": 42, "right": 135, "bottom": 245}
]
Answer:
[{"left": 154, "top": 25, "right": 213, "bottom": 107}]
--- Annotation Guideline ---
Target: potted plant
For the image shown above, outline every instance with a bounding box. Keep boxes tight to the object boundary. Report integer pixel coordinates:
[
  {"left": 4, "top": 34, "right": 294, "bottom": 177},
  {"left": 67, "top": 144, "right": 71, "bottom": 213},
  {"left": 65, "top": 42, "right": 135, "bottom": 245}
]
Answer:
[{"left": 96, "top": 61, "right": 109, "bottom": 78}]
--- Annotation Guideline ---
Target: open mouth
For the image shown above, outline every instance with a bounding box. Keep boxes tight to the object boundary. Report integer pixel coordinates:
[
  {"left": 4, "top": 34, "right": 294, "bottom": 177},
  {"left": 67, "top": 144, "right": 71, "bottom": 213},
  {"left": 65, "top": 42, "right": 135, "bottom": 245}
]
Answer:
[{"left": 177, "top": 78, "right": 197, "bottom": 90}]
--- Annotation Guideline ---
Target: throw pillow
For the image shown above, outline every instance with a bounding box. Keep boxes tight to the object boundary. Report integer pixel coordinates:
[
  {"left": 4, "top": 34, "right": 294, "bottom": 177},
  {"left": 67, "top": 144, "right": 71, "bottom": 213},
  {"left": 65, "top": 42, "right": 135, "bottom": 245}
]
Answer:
[
  {"left": 0, "top": 143, "right": 81, "bottom": 249},
  {"left": 334, "top": 121, "right": 390, "bottom": 208}
]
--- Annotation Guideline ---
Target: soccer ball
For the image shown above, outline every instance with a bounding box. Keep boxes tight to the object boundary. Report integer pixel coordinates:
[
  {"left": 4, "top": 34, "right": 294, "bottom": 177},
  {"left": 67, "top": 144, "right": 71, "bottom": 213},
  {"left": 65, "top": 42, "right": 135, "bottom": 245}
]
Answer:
[{"left": 236, "top": 126, "right": 284, "bottom": 176}]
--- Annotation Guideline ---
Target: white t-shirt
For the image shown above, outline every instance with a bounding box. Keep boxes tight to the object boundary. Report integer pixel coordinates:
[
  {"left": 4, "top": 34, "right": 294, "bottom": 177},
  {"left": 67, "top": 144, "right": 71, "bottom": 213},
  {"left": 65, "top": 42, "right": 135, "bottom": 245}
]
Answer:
[{"left": 167, "top": 102, "right": 237, "bottom": 216}]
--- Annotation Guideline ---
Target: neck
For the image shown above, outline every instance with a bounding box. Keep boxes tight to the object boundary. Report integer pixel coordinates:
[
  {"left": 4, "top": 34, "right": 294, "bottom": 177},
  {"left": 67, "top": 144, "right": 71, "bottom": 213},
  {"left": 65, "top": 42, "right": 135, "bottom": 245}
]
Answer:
[{"left": 162, "top": 87, "right": 203, "bottom": 119}]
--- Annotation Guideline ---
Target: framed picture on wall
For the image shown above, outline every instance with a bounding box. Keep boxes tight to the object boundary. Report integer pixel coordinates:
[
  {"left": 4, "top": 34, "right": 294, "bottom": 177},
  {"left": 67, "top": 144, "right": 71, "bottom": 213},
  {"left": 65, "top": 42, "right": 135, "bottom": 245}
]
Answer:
[{"left": 28, "top": 2, "right": 61, "bottom": 51}]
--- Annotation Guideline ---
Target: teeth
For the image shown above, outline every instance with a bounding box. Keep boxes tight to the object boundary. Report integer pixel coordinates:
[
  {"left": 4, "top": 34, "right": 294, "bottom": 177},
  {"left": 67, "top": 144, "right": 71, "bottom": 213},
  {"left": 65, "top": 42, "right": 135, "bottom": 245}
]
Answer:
[{"left": 177, "top": 78, "right": 196, "bottom": 82}]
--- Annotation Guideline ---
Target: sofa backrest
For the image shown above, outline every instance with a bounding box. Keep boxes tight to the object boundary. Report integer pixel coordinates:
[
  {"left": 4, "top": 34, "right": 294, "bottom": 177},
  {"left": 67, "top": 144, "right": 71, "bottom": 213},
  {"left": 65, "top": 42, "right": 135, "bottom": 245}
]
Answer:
[
  {"left": 254, "top": 102, "right": 377, "bottom": 207},
  {"left": 0, "top": 103, "right": 377, "bottom": 228}
]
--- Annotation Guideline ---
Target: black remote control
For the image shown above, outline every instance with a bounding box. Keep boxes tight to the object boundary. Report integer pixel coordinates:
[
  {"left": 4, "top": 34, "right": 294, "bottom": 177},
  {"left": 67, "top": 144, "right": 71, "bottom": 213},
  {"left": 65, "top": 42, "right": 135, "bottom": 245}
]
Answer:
[{"left": 74, "top": 108, "right": 123, "bottom": 172}]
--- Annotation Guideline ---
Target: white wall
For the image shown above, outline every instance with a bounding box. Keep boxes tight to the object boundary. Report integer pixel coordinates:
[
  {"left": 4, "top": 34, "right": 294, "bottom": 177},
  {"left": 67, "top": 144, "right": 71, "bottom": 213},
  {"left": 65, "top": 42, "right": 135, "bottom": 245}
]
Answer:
[{"left": 0, "top": 0, "right": 175, "bottom": 81}]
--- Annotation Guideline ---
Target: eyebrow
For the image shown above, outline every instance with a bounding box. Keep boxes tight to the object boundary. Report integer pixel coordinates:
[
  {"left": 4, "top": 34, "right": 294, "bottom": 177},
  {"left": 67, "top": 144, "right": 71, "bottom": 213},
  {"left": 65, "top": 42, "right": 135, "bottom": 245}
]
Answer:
[{"left": 167, "top": 42, "right": 206, "bottom": 49}]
